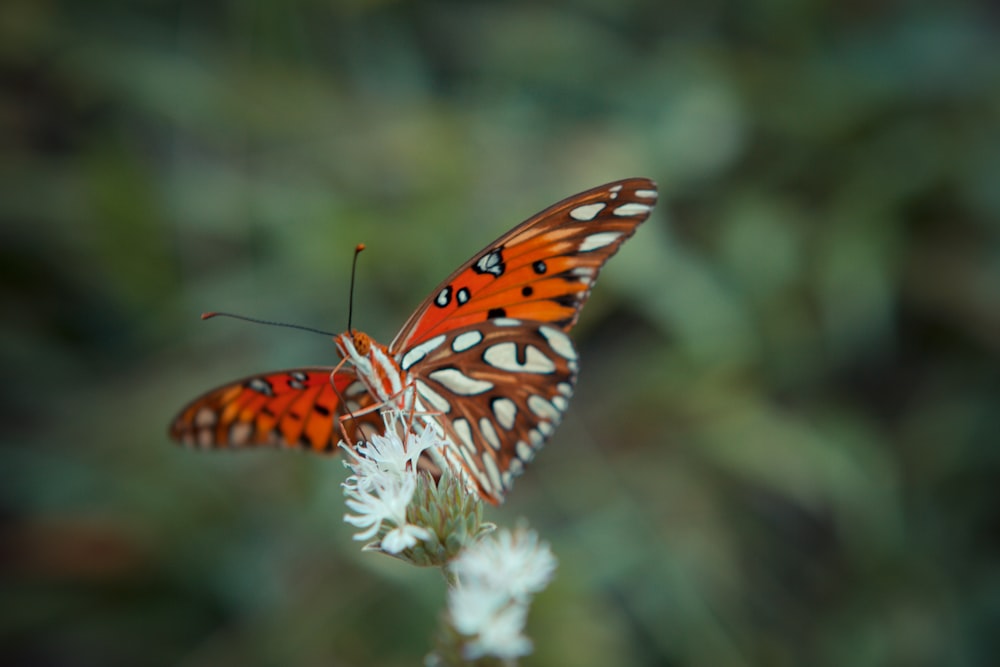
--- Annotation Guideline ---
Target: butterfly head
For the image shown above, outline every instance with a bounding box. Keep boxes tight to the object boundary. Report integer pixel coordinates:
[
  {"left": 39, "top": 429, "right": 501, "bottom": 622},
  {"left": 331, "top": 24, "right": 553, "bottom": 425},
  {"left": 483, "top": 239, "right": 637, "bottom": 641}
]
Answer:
[{"left": 334, "top": 329, "right": 372, "bottom": 361}]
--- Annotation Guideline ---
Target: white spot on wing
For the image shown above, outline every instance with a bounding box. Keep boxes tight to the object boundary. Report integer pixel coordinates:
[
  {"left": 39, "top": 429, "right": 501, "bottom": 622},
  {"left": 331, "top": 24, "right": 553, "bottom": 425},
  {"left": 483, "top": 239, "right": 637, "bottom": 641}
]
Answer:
[
  {"left": 516, "top": 440, "right": 534, "bottom": 462},
  {"left": 528, "top": 395, "right": 560, "bottom": 421},
  {"left": 451, "top": 330, "right": 483, "bottom": 352},
  {"left": 476, "top": 250, "right": 504, "bottom": 276},
  {"left": 483, "top": 342, "right": 556, "bottom": 374},
  {"left": 579, "top": 231, "right": 622, "bottom": 252},
  {"left": 479, "top": 417, "right": 501, "bottom": 451},
  {"left": 195, "top": 408, "right": 216, "bottom": 427},
  {"left": 248, "top": 378, "right": 273, "bottom": 396},
  {"left": 481, "top": 454, "right": 503, "bottom": 494},
  {"left": 400, "top": 334, "right": 447, "bottom": 371},
  {"left": 539, "top": 326, "right": 577, "bottom": 361},
  {"left": 557, "top": 382, "right": 573, "bottom": 397},
  {"left": 508, "top": 458, "right": 524, "bottom": 475},
  {"left": 614, "top": 202, "right": 652, "bottom": 217},
  {"left": 570, "top": 266, "right": 594, "bottom": 286},
  {"left": 428, "top": 368, "right": 493, "bottom": 395},
  {"left": 528, "top": 430, "right": 543, "bottom": 446},
  {"left": 230, "top": 421, "right": 252, "bottom": 445},
  {"left": 552, "top": 395, "right": 568, "bottom": 411},
  {"left": 492, "top": 318, "right": 521, "bottom": 327},
  {"left": 538, "top": 421, "right": 554, "bottom": 436},
  {"left": 569, "top": 203, "right": 606, "bottom": 221},
  {"left": 492, "top": 397, "right": 517, "bottom": 430},
  {"left": 453, "top": 418, "right": 475, "bottom": 451},
  {"left": 415, "top": 379, "right": 451, "bottom": 414},
  {"left": 635, "top": 189, "right": 657, "bottom": 199}
]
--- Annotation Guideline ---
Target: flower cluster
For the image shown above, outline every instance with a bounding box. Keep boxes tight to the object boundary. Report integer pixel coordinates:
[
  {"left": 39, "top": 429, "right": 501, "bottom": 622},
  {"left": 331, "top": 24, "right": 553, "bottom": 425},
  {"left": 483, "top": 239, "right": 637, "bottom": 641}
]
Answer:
[
  {"left": 446, "top": 527, "right": 557, "bottom": 660},
  {"left": 341, "top": 411, "right": 556, "bottom": 664},
  {"left": 340, "top": 411, "right": 437, "bottom": 554}
]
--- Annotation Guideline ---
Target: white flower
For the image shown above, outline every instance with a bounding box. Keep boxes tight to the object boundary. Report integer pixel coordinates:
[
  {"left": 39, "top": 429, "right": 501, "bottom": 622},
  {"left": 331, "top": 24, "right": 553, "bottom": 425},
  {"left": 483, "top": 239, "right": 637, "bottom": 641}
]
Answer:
[
  {"left": 448, "top": 584, "right": 508, "bottom": 637},
  {"left": 462, "top": 597, "right": 532, "bottom": 660},
  {"left": 341, "top": 410, "right": 435, "bottom": 482},
  {"left": 381, "top": 522, "right": 433, "bottom": 553},
  {"left": 450, "top": 526, "right": 557, "bottom": 601},
  {"left": 446, "top": 527, "right": 556, "bottom": 660},
  {"left": 341, "top": 411, "right": 442, "bottom": 553},
  {"left": 343, "top": 473, "right": 415, "bottom": 542}
]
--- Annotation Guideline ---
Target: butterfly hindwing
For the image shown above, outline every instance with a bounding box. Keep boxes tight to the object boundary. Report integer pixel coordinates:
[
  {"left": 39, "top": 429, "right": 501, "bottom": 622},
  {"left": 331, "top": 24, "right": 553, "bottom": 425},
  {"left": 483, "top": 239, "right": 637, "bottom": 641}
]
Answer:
[
  {"left": 390, "top": 178, "right": 657, "bottom": 353},
  {"left": 403, "top": 320, "right": 578, "bottom": 503},
  {"left": 169, "top": 368, "right": 376, "bottom": 452}
]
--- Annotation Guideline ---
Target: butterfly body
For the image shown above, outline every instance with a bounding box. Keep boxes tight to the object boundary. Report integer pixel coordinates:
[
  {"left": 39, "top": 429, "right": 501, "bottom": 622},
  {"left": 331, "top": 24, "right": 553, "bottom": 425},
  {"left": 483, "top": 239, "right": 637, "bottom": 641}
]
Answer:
[{"left": 171, "top": 178, "right": 658, "bottom": 503}]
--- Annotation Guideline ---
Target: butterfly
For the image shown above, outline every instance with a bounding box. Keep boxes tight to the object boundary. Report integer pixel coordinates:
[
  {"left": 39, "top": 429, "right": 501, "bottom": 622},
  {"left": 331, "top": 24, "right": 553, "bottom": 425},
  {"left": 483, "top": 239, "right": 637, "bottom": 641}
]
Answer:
[{"left": 169, "top": 178, "right": 657, "bottom": 504}]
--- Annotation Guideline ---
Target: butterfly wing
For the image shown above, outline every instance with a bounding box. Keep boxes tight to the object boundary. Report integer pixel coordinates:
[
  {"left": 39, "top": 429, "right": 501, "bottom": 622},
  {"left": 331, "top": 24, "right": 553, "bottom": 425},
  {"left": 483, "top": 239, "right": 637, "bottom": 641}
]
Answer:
[
  {"left": 390, "top": 178, "right": 657, "bottom": 354},
  {"left": 404, "top": 321, "right": 579, "bottom": 504},
  {"left": 169, "top": 368, "right": 379, "bottom": 452}
]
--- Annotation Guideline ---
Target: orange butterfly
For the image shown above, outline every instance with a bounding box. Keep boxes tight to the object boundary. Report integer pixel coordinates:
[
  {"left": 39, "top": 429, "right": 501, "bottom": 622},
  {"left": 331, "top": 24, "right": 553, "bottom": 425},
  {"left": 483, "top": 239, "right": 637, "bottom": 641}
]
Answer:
[{"left": 169, "top": 178, "right": 657, "bottom": 504}]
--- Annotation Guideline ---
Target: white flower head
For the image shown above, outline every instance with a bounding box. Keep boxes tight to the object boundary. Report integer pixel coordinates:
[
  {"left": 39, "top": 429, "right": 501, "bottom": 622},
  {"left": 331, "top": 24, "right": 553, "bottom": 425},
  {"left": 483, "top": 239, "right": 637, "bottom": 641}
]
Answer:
[
  {"left": 450, "top": 526, "right": 558, "bottom": 601},
  {"left": 340, "top": 410, "right": 443, "bottom": 554},
  {"left": 343, "top": 472, "right": 415, "bottom": 542},
  {"left": 462, "top": 595, "right": 532, "bottom": 660},
  {"left": 446, "top": 527, "right": 556, "bottom": 660}
]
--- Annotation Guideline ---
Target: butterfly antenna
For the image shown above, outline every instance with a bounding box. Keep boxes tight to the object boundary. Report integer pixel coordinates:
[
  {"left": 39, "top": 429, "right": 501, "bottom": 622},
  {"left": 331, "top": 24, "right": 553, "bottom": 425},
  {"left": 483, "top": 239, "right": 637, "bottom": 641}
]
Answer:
[
  {"left": 347, "top": 243, "right": 365, "bottom": 333},
  {"left": 200, "top": 312, "right": 337, "bottom": 337}
]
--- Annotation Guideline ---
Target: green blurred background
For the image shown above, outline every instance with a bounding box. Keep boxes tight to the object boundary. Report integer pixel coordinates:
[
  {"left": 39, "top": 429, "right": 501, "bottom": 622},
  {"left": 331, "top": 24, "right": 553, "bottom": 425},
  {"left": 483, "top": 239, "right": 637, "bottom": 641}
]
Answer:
[{"left": 2, "top": 1, "right": 998, "bottom": 665}]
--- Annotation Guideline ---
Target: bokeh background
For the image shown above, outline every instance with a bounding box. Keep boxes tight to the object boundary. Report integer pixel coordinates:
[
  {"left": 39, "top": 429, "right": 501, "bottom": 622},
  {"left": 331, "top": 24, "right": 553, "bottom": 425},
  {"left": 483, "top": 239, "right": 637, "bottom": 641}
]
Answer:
[{"left": 2, "top": 1, "right": 999, "bottom": 665}]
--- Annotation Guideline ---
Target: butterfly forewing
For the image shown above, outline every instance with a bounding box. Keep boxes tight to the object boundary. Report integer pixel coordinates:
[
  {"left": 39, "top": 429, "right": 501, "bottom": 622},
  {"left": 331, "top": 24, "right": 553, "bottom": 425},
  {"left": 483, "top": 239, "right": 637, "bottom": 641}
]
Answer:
[
  {"left": 170, "top": 177, "right": 658, "bottom": 504},
  {"left": 170, "top": 369, "right": 377, "bottom": 452},
  {"left": 403, "top": 321, "right": 578, "bottom": 503},
  {"left": 390, "top": 178, "right": 657, "bottom": 353}
]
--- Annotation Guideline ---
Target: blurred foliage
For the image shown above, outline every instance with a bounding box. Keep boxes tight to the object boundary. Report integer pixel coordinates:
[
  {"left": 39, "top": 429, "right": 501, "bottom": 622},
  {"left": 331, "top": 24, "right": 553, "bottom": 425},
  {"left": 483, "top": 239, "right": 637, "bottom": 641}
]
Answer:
[{"left": 2, "top": 0, "right": 999, "bottom": 665}]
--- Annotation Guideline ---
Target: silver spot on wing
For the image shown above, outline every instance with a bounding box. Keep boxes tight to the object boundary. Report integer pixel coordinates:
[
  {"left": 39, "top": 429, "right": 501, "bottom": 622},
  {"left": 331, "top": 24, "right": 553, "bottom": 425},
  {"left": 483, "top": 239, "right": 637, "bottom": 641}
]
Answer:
[
  {"left": 538, "top": 326, "right": 577, "bottom": 361},
  {"left": 614, "top": 202, "right": 652, "bottom": 217},
  {"left": 482, "top": 342, "right": 555, "bottom": 374},
  {"left": 569, "top": 202, "right": 606, "bottom": 221},
  {"left": 414, "top": 379, "right": 451, "bottom": 414},
  {"left": 491, "top": 397, "right": 517, "bottom": 430},
  {"left": 479, "top": 417, "right": 501, "bottom": 451},
  {"left": 400, "top": 334, "right": 447, "bottom": 371},
  {"left": 451, "top": 330, "right": 483, "bottom": 352},
  {"left": 428, "top": 368, "right": 494, "bottom": 395},
  {"left": 579, "top": 231, "right": 622, "bottom": 252}
]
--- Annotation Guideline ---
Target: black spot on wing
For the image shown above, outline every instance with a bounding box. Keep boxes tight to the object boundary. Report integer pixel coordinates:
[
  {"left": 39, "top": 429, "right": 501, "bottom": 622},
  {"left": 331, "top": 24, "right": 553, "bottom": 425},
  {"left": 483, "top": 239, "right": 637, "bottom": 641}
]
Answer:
[
  {"left": 435, "top": 286, "right": 452, "bottom": 308},
  {"left": 553, "top": 293, "right": 578, "bottom": 308},
  {"left": 474, "top": 249, "right": 505, "bottom": 277}
]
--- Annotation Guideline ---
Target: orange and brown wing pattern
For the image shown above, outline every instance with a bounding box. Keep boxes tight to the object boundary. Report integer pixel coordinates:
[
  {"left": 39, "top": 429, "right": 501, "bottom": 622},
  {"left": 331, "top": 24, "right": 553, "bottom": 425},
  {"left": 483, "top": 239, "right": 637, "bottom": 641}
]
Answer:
[
  {"left": 390, "top": 178, "right": 657, "bottom": 353},
  {"left": 403, "top": 321, "right": 579, "bottom": 504},
  {"left": 169, "top": 368, "right": 378, "bottom": 452}
]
